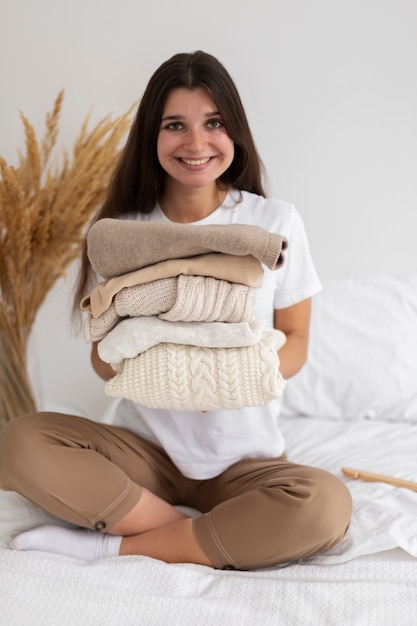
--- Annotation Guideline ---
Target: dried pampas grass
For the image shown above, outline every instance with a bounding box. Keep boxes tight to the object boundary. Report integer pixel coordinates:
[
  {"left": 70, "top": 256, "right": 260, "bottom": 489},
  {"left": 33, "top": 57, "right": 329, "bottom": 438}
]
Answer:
[{"left": 0, "top": 90, "right": 133, "bottom": 428}]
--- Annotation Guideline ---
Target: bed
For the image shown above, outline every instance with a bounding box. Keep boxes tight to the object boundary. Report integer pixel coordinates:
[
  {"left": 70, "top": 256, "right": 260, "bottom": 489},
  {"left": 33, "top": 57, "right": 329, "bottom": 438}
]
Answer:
[{"left": 1, "top": 272, "right": 417, "bottom": 625}]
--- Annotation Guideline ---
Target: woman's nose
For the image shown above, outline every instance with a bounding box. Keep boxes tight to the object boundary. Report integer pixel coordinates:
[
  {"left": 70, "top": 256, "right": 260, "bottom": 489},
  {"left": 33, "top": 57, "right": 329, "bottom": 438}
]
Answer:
[{"left": 184, "top": 127, "right": 206, "bottom": 151}]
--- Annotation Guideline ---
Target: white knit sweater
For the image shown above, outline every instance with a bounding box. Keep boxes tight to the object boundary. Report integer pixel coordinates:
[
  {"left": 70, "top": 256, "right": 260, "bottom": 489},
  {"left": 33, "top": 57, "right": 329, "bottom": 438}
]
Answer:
[
  {"left": 105, "top": 328, "right": 286, "bottom": 410},
  {"left": 98, "top": 317, "right": 265, "bottom": 364}
]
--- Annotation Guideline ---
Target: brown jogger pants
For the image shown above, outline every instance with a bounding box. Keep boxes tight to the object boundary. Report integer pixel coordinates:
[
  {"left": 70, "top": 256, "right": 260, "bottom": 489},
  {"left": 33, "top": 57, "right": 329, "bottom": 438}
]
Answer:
[{"left": 0, "top": 412, "right": 352, "bottom": 570}]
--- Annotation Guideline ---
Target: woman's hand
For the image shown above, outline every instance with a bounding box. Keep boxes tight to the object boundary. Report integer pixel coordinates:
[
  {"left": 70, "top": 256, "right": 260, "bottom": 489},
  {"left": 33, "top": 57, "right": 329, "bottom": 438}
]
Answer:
[{"left": 90, "top": 342, "right": 116, "bottom": 381}]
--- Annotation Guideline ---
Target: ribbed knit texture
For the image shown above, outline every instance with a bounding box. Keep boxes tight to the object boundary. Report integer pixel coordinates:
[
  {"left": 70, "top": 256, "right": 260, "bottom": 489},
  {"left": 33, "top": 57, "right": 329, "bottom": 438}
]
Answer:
[
  {"left": 84, "top": 276, "right": 255, "bottom": 342},
  {"left": 105, "top": 328, "right": 286, "bottom": 410},
  {"left": 81, "top": 253, "right": 264, "bottom": 318},
  {"left": 84, "top": 303, "right": 119, "bottom": 342},
  {"left": 98, "top": 317, "right": 266, "bottom": 364},
  {"left": 116, "top": 276, "right": 177, "bottom": 317},
  {"left": 160, "top": 275, "right": 254, "bottom": 323},
  {"left": 87, "top": 219, "right": 288, "bottom": 278}
]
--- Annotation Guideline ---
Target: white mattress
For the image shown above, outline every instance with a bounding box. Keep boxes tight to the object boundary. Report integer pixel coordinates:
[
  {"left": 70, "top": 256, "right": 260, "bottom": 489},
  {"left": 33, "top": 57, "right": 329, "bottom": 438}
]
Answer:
[{"left": 1, "top": 415, "right": 417, "bottom": 625}]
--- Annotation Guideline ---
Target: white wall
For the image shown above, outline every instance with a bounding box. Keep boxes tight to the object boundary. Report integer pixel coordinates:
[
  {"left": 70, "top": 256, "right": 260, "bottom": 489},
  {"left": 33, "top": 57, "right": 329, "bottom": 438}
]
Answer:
[{"left": 2, "top": 0, "right": 417, "bottom": 414}]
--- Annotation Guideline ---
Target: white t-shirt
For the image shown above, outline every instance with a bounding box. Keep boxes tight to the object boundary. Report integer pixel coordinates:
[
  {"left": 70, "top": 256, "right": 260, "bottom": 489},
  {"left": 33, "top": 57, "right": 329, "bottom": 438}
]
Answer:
[{"left": 110, "top": 190, "right": 322, "bottom": 479}]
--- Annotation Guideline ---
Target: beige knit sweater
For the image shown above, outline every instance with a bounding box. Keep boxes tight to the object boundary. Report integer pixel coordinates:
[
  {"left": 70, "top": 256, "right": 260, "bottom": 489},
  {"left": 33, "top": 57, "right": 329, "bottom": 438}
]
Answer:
[{"left": 83, "top": 275, "right": 255, "bottom": 342}]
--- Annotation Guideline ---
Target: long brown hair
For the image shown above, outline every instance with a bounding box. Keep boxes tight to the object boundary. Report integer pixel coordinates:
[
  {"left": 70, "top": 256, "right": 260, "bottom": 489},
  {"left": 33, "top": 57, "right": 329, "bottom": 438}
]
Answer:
[{"left": 74, "top": 50, "right": 266, "bottom": 314}]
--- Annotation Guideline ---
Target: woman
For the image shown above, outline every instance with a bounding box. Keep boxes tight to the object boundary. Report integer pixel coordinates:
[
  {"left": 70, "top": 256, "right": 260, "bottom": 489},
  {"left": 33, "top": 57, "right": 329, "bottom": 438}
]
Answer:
[{"left": 0, "top": 51, "right": 352, "bottom": 570}]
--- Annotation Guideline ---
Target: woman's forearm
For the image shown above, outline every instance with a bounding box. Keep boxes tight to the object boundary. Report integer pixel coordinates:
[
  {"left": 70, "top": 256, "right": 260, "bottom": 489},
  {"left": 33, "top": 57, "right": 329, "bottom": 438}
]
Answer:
[{"left": 274, "top": 298, "right": 312, "bottom": 380}]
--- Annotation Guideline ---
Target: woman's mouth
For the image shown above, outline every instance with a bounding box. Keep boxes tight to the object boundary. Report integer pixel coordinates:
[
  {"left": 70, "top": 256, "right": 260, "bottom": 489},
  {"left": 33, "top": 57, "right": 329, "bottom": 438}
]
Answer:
[{"left": 179, "top": 157, "right": 212, "bottom": 166}]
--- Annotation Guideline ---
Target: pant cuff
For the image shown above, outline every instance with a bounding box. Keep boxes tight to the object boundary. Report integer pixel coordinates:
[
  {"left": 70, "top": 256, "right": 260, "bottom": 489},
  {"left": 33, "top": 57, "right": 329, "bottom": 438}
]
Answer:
[
  {"left": 92, "top": 481, "right": 142, "bottom": 532},
  {"left": 192, "top": 512, "right": 240, "bottom": 570}
]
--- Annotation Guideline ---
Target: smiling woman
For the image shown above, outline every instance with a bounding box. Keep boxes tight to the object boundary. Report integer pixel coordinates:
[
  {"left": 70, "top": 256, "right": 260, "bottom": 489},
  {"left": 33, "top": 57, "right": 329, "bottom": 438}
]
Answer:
[{"left": 0, "top": 50, "right": 352, "bottom": 571}]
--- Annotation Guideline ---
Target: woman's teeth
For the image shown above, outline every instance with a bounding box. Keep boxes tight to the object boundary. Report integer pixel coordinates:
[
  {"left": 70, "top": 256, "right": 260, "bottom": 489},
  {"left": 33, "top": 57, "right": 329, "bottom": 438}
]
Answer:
[{"left": 181, "top": 157, "right": 211, "bottom": 166}]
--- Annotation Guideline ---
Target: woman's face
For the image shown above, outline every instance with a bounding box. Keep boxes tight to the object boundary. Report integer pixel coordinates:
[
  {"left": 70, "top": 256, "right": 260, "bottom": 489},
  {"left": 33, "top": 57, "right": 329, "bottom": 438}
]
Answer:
[{"left": 157, "top": 87, "right": 235, "bottom": 192}]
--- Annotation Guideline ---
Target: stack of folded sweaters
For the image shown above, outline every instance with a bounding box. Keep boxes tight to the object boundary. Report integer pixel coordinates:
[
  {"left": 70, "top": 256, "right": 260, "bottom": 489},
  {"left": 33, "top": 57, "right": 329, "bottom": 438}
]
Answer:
[{"left": 81, "top": 219, "right": 288, "bottom": 411}]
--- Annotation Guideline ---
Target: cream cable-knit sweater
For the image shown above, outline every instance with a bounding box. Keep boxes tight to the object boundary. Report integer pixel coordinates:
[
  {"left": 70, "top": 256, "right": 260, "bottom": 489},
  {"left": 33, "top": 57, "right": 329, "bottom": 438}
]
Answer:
[
  {"left": 84, "top": 275, "right": 255, "bottom": 342},
  {"left": 81, "top": 253, "right": 264, "bottom": 318},
  {"left": 98, "top": 317, "right": 265, "bottom": 364},
  {"left": 87, "top": 219, "right": 288, "bottom": 279},
  {"left": 105, "top": 328, "right": 286, "bottom": 411}
]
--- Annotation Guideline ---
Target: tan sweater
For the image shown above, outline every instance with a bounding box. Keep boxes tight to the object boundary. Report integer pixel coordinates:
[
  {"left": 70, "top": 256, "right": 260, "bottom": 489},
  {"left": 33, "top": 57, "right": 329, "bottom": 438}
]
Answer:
[{"left": 87, "top": 219, "right": 288, "bottom": 278}]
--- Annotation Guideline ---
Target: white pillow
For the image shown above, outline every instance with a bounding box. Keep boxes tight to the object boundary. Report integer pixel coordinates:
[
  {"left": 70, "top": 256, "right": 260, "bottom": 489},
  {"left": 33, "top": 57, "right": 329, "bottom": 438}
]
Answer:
[{"left": 280, "top": 273, "right": 417, "bottom": 422}]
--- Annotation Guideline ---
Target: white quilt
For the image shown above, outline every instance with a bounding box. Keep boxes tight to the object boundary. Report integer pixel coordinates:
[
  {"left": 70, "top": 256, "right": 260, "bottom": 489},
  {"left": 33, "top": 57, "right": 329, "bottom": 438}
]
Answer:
[{"left": 1, "top": 549, "right": 416, "bottom": 626}]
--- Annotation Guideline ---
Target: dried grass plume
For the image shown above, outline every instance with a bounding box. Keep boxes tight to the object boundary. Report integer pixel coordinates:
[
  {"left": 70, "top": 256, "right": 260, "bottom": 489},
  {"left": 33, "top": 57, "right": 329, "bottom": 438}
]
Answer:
[{"left": 0, "top": 90, "right": 133, "bottom": 427}]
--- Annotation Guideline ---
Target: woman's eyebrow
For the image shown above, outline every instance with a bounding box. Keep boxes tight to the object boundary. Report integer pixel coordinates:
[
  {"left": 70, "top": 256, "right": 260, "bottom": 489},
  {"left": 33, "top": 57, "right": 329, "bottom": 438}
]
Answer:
[
  {"left": 160, "top": 114, "right": 185, "bottom": 122},
  {"left": 161, "top": 111, "right": 220, "bottom": 123}
]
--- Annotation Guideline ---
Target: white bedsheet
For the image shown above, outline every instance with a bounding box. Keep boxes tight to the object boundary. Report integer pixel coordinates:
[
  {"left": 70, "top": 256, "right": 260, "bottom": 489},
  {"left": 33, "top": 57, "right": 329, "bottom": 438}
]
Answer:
[{"left": 1, "top": 416, "right": 417, "bottom": 625}]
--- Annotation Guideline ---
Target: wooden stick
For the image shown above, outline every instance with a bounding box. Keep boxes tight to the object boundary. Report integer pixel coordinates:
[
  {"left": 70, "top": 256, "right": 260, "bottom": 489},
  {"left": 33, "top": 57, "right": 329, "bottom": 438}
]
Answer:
[{"left": 342, "top": 467, "right": 417, "bottom": 493}]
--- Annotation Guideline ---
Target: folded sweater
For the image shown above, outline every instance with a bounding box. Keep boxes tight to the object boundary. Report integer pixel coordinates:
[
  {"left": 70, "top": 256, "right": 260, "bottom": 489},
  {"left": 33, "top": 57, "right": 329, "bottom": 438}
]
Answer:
[
  {"left": 87, "top": 219, "right": 288, "bottom": 278},
  {"left": 81, "top": 253, "right": 263, "bottom": 318},
  {"left": 84, "top": 275, "right": 255, "bottom": 342},
  {"left": 105, "top": 328, "right": 286, "bottom": 411},
  {"left": 98, "top": 317, "right": 265, "bottom": 364},
  {"left": 84, "top": 303, "right": 120, "bottom": 343}
]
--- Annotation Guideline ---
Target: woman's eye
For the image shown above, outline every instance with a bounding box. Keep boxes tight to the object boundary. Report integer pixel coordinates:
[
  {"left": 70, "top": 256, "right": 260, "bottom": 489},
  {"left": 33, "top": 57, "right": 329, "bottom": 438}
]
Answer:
[
  {"left": 165, "top": 122, "right": 184, "bottom": 131},
  {"left": 207, "top": 119, "right": 223, "bottom": 129}
]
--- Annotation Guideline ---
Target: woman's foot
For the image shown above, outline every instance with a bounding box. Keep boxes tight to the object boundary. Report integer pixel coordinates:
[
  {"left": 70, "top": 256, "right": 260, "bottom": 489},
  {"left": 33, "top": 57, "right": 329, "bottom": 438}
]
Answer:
[{"left": 10, "top": 524, "right": 122, "bottom": 560}]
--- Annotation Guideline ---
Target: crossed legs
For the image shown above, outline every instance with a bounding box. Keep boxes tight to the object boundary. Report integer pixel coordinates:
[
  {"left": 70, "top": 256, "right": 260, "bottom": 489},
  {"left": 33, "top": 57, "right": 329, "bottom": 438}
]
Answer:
[{"left": 0, "top": 412, "right": 352, "bottom": 569}]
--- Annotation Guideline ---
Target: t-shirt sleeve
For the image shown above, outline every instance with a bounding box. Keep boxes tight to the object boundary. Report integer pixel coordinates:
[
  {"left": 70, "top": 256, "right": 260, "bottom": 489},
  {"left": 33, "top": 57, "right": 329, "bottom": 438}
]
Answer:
[{"left": 273, "top": 206, "right": 322, "bottom": 309}]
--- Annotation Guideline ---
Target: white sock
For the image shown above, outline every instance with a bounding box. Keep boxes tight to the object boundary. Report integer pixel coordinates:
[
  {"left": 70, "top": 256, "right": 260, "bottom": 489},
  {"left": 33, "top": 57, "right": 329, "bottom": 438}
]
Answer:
[{"left": 10, "top": 524, "right": 122, "bottom": 561}]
